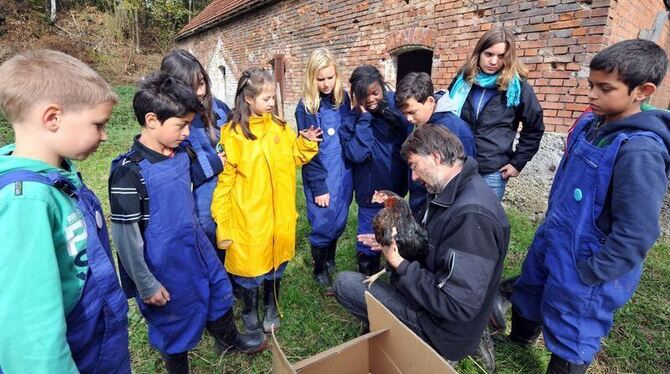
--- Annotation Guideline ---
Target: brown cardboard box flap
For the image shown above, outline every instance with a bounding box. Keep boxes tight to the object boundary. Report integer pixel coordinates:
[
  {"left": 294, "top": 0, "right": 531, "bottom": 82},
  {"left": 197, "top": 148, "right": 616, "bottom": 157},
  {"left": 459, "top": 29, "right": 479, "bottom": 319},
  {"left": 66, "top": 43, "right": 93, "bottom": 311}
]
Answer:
[
  {"left": 365, "top": 291, "right": 457, "bottom": 374},
  {"left": 271, "top": 291, "right": 457, "bottom": 373}
]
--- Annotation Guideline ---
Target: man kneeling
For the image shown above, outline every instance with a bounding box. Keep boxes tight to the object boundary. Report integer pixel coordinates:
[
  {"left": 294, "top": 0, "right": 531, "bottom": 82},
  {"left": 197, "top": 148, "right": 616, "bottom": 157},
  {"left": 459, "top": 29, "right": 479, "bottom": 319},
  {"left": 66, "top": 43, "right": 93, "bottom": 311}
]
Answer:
[{"left": 333, "top": 124, "right": 509, "bottom": 370}]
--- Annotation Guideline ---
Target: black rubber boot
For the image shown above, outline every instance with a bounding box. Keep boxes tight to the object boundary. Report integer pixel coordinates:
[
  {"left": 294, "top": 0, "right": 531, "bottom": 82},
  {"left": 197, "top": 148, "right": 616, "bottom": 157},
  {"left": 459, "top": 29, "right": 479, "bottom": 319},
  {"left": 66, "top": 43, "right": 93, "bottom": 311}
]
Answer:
[
  {"left": 509, "top": 306, "right": 543, "bottom": 347},
  {"left": 162, "top": 352, "right": 189, "bottom": 374},
  {"left": 357, "top": 252, "right": 381, "bottom": 276},
  {"left": 239, "top": 286, "right": 262, "bottom": 333},
  {"left": 263, "top": 279, "right": 281, "bottom": 333},
  {"left": 326, "top": 241, "right": 337, "bottom": 275},
  {"left": 489, "top": 293, "right": 511, "bottom": 334},
  {"left": 311, "top": 244, "right": 334, "bottom": 296},
  {"left": 546, "top": 354, "right": 589, "bottom": 374},
  {"left": 473, "top": 329, "right": 496, "bottom": 373},
  {"left": 206, "top": 309, "right": 267, "bottom": 355}
]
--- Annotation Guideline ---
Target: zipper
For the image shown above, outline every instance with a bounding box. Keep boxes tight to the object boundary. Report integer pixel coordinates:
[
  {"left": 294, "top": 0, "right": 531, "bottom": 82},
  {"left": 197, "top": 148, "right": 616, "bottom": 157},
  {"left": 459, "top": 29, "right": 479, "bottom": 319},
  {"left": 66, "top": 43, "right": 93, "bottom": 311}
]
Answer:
[{"left": 475, "top": 89, "right": 487, "bottom": 120}]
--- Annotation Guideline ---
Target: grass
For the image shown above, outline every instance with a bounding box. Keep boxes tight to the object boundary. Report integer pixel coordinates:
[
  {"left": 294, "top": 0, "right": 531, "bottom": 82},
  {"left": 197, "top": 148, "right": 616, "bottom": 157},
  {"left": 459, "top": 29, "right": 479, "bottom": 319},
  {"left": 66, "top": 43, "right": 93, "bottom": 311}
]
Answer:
[{"left": 1, "top": 86, "right": 669, "bottom": 373}]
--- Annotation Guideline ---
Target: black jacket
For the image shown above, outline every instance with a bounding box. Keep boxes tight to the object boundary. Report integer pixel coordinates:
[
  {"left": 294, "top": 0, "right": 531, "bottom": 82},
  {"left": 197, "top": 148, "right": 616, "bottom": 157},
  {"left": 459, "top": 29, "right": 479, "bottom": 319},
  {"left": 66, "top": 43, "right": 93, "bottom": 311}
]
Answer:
[
  {"left": 453, "top": 79, "right": 544, "bottom": 175},
  {"left": 394, "top": 157, "right": 510, "bottom": 361}
]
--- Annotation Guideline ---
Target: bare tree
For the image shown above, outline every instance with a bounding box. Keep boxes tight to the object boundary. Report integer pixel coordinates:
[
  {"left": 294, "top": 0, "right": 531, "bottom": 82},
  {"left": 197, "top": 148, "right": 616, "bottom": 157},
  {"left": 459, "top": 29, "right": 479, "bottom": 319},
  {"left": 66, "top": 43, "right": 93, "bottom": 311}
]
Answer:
[{"left": 49, "top": 0, "right": 57, "bottom": 22}]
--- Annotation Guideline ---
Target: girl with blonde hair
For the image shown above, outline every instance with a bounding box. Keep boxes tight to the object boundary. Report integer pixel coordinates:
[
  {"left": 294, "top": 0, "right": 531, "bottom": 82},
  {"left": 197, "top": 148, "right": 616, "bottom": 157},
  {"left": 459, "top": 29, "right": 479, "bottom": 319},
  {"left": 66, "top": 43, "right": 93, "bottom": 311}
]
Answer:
[
  {"left": 449, "top": 27, "right": 544, "bottom": 200},
  {"left": 295, "top": 48, "right": 352, "bottom": 295}
]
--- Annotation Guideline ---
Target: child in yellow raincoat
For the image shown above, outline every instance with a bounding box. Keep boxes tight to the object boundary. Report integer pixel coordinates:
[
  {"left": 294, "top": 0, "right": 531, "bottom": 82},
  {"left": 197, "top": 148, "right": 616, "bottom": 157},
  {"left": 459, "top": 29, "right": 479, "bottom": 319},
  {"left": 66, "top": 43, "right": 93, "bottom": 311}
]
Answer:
[{"left": 211, "top": 67, "right": 321, "bottom": 334}]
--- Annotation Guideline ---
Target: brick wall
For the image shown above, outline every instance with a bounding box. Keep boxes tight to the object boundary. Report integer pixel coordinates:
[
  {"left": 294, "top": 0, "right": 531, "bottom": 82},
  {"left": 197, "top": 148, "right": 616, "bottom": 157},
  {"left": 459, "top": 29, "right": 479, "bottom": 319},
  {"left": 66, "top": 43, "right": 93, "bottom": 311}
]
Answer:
[
  {"left": 178, "top": 0, "right": 670, "bottom": 132},
  {"left": 608, "top": 0, "right": 670, "bottom": 109}
]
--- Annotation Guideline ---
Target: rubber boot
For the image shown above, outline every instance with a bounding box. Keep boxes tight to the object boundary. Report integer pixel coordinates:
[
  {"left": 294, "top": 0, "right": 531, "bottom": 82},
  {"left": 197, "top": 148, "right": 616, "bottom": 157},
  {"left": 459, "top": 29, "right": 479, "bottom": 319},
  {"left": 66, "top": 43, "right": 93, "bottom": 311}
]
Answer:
[
  {"left": 162, "top": 352, "right": 189, "bottom": 374},
  {"left": 509, "top": 306, "right": 543, "bottom": 347},
  {"left": 239, "top": 286, "right": 262, "bottom": 333},
  {"left": 473, "top": 329, "right": 496, "bottom": 373},
  {"left": 326, "top": 241, "right": 337, "bottom": 275},
  {"left": 357, "top": 252, "right": 381, "bottom": 276},
  {"left": 546, "top": 354, "right": 590, "bottom": 374},
  {"left": 263, "top": 279, "right": 281, "bottom": 333},
  {"left": 489, "top": 293, "right": 511, "bottom": 334},
  {"left": 311, "top": 244, "right": 334, "bottom": 296},
  {"left": 206, "top": 309, "right": 267, "bottom": 355}
]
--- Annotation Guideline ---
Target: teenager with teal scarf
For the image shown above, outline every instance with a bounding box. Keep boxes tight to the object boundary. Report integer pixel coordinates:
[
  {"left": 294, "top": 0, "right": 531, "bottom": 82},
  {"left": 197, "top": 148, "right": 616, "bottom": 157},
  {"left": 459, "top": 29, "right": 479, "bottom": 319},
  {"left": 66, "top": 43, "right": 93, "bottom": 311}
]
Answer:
[{"left": 448, "top": 27, "right": 544, "bottom": 200}]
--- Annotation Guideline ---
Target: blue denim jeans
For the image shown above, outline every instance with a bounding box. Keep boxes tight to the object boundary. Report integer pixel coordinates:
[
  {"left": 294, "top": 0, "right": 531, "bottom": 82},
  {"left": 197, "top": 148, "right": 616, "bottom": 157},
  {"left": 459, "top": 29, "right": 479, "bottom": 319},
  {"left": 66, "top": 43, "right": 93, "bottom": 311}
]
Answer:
[{"left": 482, "top": 171, "right": 507, "bottom": 201}]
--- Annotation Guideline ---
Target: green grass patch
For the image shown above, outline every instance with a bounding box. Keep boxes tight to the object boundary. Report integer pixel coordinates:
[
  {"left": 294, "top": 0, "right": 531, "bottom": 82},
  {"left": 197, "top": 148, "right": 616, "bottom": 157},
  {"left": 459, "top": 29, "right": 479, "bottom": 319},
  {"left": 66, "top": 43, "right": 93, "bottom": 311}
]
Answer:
[{"left": 2, "top": 86, "right": 669, "bottom": 373}]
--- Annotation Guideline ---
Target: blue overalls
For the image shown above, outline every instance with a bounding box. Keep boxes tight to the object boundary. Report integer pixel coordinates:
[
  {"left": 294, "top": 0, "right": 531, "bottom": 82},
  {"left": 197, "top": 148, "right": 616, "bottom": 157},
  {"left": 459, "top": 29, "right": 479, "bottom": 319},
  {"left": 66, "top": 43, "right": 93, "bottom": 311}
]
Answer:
[
  {"left": 511, "top": 113, "right": 662, "bottom": 364},
  {"left": 190, "top": 98, "right": 229, "bottom": 247},
  {"left": 300, "top": 99, "right": 353, "bottom": 247},
  {"left": 0, "top": 171, "right": 130, "bottom": 374},
  {"left": 111, "top": 147, "right": 234, "bottom": 355}
]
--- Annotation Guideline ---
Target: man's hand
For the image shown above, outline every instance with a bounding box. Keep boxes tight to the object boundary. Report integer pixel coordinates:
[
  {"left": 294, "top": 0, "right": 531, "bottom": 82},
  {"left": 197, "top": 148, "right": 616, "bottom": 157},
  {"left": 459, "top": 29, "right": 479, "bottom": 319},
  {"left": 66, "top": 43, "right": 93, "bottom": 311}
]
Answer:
[
  {"left": 500, "top": 164, "right": 520, "bottom": 180},
  {"left": 381, "top": 227, "right": 404, "bottom": 269},
  {"left": 315, "top": 193, "right": 330, "bottom": 207},
  {"left": 143, "top": 286, "right": 170, "bottom": 307},
  {"left": 357, "top": 233, "right": 382, "bottom": 252},
  {"left": 299, "top": 126, "right": 323, "bottom": 142}
]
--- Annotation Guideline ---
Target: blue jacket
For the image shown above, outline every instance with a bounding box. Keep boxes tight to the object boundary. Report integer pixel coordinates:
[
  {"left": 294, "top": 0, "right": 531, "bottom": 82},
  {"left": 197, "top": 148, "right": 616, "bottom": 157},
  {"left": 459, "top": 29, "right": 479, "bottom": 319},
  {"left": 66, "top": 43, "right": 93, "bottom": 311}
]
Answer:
[
  {"left": 296, "top": 92, "right": 351, "bottom": 196},
  {"left": 339, "top": 91, "right": 412, "bottom": 208},
  {"left": 575, "top": 110, "right": 670, "bottom": 285},
  {"left": 189, "top": 98, "right": 230, "bottom": 187}
]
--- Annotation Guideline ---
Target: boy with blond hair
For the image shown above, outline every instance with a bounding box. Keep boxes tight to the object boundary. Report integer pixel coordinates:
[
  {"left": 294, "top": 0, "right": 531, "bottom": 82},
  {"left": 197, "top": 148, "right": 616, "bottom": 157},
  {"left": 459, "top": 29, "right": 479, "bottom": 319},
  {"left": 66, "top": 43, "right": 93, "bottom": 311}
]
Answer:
[{"left": 0, "top": 50, "right": 130, "bottom": 373}]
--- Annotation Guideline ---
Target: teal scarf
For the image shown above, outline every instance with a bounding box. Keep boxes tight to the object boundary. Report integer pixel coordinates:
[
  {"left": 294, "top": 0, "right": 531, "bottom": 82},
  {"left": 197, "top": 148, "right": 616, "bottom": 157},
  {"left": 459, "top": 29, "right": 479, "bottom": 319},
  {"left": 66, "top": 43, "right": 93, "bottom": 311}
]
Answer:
[{"left": 449, "top": 71, "right": 522, "bottom": 117}]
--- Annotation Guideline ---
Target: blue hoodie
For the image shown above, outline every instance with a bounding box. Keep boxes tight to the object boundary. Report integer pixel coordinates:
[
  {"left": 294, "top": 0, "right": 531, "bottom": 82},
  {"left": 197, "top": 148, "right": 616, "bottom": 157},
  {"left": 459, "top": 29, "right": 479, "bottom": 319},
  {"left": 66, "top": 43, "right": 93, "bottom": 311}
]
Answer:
[{"left": 576, "top": 110, "right": 670, "bottom": 285}]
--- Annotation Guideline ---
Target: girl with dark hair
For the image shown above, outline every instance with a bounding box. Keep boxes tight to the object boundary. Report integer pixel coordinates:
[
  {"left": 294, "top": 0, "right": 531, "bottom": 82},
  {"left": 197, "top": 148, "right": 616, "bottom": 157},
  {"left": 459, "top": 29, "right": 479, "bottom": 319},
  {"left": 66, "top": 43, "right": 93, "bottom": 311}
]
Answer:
[
  {"left": 211, "top": 67, "right": 322, "bottom": 334},
  {"left": 449, "top": 27, "right": 544, "bottom": 200},
  {"left": 160, "top": 49, "right": 231, "bottom": 263},
  {"left": 339, "top": 64, "right": 412, "bottom": 275}
]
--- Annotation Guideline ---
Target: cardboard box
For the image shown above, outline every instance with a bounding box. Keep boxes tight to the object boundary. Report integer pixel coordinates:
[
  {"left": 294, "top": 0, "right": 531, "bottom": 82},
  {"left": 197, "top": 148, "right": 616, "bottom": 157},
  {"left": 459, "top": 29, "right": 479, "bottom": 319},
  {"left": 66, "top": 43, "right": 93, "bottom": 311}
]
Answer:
[{"left": 272, "top": 291, "right": 457, "bottom": 374}]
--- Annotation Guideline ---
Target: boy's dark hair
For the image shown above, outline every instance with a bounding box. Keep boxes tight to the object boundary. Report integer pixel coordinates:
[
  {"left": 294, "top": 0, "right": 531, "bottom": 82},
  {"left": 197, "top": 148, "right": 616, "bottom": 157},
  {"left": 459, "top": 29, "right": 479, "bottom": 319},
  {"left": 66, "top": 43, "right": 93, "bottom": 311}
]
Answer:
[
  {"left": 401, "top": 123, "right": 465, "bottom": 166},
  {"left": 349, "top": 64, "right": 387, "bottom": 107},
  {"left": 132, "top": 71, "right": 204, "bottom": 126},
  {"left": 395, "top": 72, "right": 434, "bottom": 109},
  {"left": 590, "top": 39, "right": 669, "bottom": 92}
]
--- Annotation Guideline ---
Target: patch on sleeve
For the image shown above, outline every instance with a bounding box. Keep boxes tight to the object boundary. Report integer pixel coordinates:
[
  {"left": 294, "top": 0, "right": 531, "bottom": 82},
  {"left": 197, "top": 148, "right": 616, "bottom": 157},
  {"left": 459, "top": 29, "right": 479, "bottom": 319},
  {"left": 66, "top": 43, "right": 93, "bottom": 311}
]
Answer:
[{"left": 14, "top": 181, "right": 22, "bottom": 196}]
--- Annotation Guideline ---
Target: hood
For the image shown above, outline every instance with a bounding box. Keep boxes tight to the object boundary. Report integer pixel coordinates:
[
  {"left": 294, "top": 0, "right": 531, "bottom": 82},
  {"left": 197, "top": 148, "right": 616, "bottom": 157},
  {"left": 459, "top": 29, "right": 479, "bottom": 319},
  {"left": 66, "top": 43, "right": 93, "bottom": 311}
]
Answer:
[
  {"left": 433, "top": 89, "right": 459, "bottom": 114},
  {"left": 0, "top": 144, "right": 81, "bottom": 188},
  {"left": 597, "top": 110, "right": 670, "bottom": 153}
]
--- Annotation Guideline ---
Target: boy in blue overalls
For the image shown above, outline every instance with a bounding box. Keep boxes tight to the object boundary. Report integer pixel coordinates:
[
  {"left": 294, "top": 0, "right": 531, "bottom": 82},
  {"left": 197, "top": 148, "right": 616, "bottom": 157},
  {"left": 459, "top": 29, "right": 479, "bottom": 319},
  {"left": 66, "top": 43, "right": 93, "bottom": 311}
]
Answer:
[
  {"left": 0, "top": 50, "right": 130, "bottom": 373},
  {"left": 509, "top": 39, "right": 670, "bottom": 373},
  {"left": 109, "top": 72, "right": 265, "bottom": 373}
]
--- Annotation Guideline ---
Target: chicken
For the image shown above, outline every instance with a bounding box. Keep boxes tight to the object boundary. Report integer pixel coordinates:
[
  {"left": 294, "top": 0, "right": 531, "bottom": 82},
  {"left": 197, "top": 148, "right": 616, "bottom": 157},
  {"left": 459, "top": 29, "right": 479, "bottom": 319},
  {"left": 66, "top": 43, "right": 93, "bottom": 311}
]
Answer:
[{"left": 364, "top": 190, "right": 429, "bottom": 288}]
